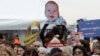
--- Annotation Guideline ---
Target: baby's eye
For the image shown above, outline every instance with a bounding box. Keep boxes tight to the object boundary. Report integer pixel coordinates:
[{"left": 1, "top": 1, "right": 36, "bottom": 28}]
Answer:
[
  {"left": 53, "top": 10, "right": 56, "bottom": 12},
  {"left": 48, "top": 10, "right": 50, "bottom": 12}
]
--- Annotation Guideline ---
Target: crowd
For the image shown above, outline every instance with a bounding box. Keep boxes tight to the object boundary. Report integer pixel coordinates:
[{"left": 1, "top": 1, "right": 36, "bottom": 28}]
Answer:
[
  {"left": 0, "top": 0, "right": 100, "bottom": 56},
  {"left": 0, "top": 26, "right": 100, "bottom": 56}
]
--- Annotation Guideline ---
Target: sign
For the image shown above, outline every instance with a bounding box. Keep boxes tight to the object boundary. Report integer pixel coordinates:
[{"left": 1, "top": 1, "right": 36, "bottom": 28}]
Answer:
[
  {"left": 78, "top": 19, "right": 100, "bottom": 37},
  {"left": 47, "top": 37, "right": 64, "bottom": 53},
  {"left": 47, "top": 43, "right": 63, "bottom": 53},
  {"left": 47, "top": 43, "right": 63, "bottom": 47}
]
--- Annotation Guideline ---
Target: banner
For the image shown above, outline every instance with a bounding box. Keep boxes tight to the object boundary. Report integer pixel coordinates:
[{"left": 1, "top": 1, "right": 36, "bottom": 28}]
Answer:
[
  {"left": 47, "top": 37, "right": 64, "bottom": 53},
  {"left": 78, "top": 19, "right": 100, "bottom": 37},
  {"left": 22, "top": 32, "right": 39, "bottom": 45},
  {"left": 22, "top": 21, "right": 40, "bottom": 45}
]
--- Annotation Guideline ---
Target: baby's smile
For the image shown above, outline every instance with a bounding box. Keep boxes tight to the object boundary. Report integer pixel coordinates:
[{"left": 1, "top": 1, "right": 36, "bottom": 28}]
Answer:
[{"left": 50, "top": 16, "right": 54, "bottom": 19}]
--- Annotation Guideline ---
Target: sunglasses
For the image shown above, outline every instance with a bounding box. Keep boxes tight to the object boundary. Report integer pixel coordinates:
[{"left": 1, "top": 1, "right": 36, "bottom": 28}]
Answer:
[
  {"left": 74, "top": 51, "right": 83, "bottom": 54},
  {"left": 34, "top": 45, "right": 40, "bottom": 47}
]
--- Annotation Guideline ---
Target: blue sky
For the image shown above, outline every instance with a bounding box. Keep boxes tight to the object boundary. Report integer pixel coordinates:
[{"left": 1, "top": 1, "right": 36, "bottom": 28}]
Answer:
[{"left": 0, "top": 0, "right": 100, "bottom": 24}]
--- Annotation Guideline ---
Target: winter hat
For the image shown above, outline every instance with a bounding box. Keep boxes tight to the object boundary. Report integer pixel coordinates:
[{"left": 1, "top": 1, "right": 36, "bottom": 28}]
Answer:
[{"left": 13, "top": 38, "right": 20, "bottom": 45}]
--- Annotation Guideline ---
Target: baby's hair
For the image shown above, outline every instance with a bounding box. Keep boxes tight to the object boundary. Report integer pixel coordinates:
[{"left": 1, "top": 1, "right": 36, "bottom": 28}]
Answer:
[
  {"left": 45, "top": 1, "right": 59, "bottom": 16},
  {"left": 45, "top": 1, "right": 59, "bottom": 9}
]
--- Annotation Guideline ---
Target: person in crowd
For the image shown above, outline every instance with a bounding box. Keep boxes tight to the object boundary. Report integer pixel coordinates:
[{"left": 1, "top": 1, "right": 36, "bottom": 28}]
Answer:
[
  {"left": 13, "top": 35, "right": 21, "bottom": 47},
  {"left": 0, "top": 33, "right": 5, "bottom": 47},
  {"left": 90, "top": 38, "right": 100, "bottom": 54},
  {"left": 77, "top": 39, "right": 90, "bottom": 54},
  {"left": 52, "top": 52, "right": 64, "bottom": 56},
  {"left": 24, "top": 47, "right": 38, "bottom": 56},
  {"left": 32, "top": 41, "right": 42, "bottom": 50},
  {"left": 40, "top": 1, "right": 68, "bottom": 47},
  {"left": 65, "top": 34, "right": 74, "bottom": 46},
  {"left": 0, "top": 46, "right": 16, "bottom": 56},
  {"left": 73, "top": 34, "right": 80, "bottom": 45},
  {"left": 45, "top": 1, "right": 66, "bottom": 25},
  {"left": 50, "top": 47, "right": 62, "bottom": 56},
  {"left": 15, "top": 46, "right": 25, "bottom": 56},
  {"left": 13, "top": 46, "right": 18, "bottom": 55},
  {"left": 92, "top": 45, "right": 100, "bottom": 56},
  {"left": 62, "top": 46, "right": 73, "bottom": 56},
  {"left": 13, "top": 36, "right": 22, "bottom": 56},
  {"left": 91, "top": 41, "right": 100, "bottom": 56},
  {"left": 73, "top": 45, "right": 89, "bottom": 56},
  {"left": 77, "top": 19, "right": 84, "bottom": 32},
  {"left": 37, "top": 47, "right": 48, "bottom": 56},
  {"left": 93, "top": 41, "right": 100, "bottom": 47},
  {"left": 4, "top": 40, "right": 13, "bottom": 48}
]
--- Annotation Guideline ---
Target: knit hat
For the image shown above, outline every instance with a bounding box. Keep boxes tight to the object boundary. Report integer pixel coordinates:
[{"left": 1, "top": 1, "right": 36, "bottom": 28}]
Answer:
[{"left": 13, "top": 38, "right": 20, "bottom": 45}]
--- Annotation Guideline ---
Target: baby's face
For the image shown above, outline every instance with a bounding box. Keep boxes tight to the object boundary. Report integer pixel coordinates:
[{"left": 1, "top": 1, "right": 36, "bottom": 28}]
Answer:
[{"left": 45, "top": 3, "right": 59, "bottom": 21}]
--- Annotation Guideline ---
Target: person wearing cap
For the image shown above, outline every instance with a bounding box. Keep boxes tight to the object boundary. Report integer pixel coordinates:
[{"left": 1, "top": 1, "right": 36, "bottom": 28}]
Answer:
[{"left": 13, "top": 35, "right": 21, "bottom": 47}]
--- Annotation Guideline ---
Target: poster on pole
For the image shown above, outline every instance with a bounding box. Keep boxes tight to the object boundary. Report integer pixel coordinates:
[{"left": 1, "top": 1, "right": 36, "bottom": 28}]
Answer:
[{"left": 78, "top": 19, "right": 100, "bottom": 38}]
